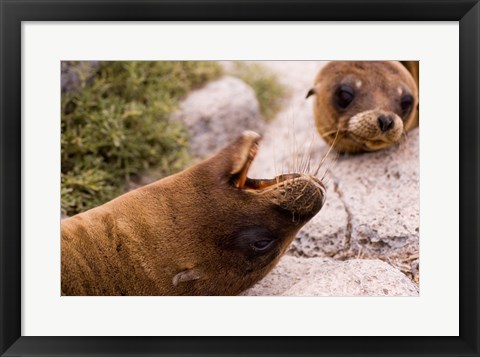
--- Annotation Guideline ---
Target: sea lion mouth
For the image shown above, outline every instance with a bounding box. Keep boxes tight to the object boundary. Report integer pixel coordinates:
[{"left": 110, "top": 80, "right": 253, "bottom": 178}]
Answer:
[
  {"left": 233, "top": 157, "right": 300, "bottom": 192},
  {"left": 349, "top": 133, "right": 390, "bottom": 148},
  {"left": 347, "top": 130, "right": 401, "bottom": 152},
  {"left": 242, "top": 173, "right": 303, "bottom": 191}
]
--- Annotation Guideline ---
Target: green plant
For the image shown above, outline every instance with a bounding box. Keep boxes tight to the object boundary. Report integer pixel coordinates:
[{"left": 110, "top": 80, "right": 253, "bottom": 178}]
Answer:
[
  {"left": 61, "top": 61, "right": 222, "bottom": 216},
  {"left": 230, "top": 62, "right": 289, "bottom": 121}
]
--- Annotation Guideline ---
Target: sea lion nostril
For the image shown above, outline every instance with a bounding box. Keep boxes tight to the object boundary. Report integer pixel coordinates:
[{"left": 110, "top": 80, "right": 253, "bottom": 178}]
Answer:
[{"left": 377, "top": 114, "right": 394, "bottom": 132}]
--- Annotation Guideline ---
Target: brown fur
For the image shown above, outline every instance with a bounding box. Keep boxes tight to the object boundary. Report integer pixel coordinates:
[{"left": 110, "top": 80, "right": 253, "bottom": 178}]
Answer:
[
  {"left": 308, "top": 61, "right": 419, "bottom": 153},
  {"left": 62, "top": 131, "right": 326, "bottom": 296},
  {"left": 400, "top": 60, "right": 420, "bottom": 127}
]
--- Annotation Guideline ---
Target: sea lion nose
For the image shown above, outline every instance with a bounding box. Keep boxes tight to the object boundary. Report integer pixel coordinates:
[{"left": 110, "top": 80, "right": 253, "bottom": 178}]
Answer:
[{"left": 377, "top": 114, "right": 394, "bottom": 132}]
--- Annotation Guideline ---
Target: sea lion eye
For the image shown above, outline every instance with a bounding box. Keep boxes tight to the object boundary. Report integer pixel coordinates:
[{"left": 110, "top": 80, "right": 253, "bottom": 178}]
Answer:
[
  {"left": 336, "top": 85, "right": 355, "bottom": 108},
  {"left": 400, "top": 94, "right": 414, "bottom": 118},
  {"left": 252, "top": 239, "right": 274, "bottom": 251},
  {"left": 230, "top": 228, "right": 276, "bottom": 255}
]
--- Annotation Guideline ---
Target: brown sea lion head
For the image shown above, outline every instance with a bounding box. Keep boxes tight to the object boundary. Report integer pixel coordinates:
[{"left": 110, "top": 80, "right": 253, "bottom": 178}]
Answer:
[
  {"left": 307, "top": 61, "right": 418, "bottom": 153},
  {"left": 158, "top": 130, "right": 326, "bottom": 295}
]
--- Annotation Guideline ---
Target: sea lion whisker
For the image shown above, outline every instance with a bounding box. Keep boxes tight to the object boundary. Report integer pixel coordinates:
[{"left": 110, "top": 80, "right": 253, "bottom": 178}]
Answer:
[
  {"left": 297, "top": 139, "right": 307, "bottom": 174},
  {"left": 306, "top": 154, "right": 312, "bottom": 175},
  {"left": 322, "top": 176, "right": 331, "bottom": 186},
  {"left": 273, "top": 137, "right": 279, "bottom": 178},
  {"left": 293, "top": 192, "right": 307, "bottom": 202},
  {"left": 285, "top": 110, "right": 296, "bottom": 173},
  {"left": 301, "top": 133, "right": 317, "bottom": 174},
  {"left": 308, "top": 197, "right": 321, "bottom": 210},
  {"left": 314, "top": 121, "right": 336, "bottom": 133},
  {"left": 298, "top": 181, "right": 311, "bottom": 195},
  {"left": 287, "top": 143, "right": 293, "bottom": 175},
  {"left": 313, "top": 126, "right": 341, "bottom": 176},
  {"left": 300, "top": 156, "right": 307, "bottom": 176},
  {"left": 320, "top": 152, "right": 339, "bottom": 182},
  {"left": 320, "top": 130, "right": 340, "bottom": 137},
  {"left": 320, "top": 168, "right": 330, "bottom": 182}
]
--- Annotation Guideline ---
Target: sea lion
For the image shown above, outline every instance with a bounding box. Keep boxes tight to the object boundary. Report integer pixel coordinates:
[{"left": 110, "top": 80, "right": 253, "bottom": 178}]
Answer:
[
  {"left": 61, "top": 131, "right": 326, "bottom": 296},
  {"left": 307, "top": 61, "right": 419, "bottom": 153}
]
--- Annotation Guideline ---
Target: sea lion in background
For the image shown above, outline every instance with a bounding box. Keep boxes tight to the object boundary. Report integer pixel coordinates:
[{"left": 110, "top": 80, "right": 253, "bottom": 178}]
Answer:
[
  {"left": 62, "top": 131, "right": 326, "bottom": 296},
  {"left": 307, "top": 61, "right": 419, "bottom": 154}
]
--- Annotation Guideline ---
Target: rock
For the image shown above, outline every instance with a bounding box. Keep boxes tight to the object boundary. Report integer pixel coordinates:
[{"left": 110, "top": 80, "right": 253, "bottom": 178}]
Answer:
[
  {"left": 333, "top": 129, "right": 419, "bottom": 259},
  {"left": 172, "top": 76, "right": 265, "bottom": 159},
  {"left": 243, "top": 255, "right": 419, "bottom": 296},
  {"left": 289, "top": 129, "right": 419, "bottom": 261},
  {"left": 290, "top": 181, "right": 350, "bottom": 258}
]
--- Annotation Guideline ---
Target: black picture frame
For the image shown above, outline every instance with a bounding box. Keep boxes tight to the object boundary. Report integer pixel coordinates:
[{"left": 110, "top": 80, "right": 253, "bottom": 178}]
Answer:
[{"left": 1, "top": 1, "right": 479, "bottom": 356}]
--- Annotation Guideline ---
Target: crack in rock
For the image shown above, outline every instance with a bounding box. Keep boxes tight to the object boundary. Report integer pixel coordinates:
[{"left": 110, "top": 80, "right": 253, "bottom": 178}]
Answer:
[{"left": 331, "top": 179, "right": 353, "bottom": 258}]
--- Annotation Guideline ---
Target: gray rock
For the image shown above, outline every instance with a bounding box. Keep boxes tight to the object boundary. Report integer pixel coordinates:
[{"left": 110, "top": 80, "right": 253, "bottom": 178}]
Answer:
[
  {"left": 289, "top": 129, "right": 419, "bottom": 262},
  {"left": 243, "top": 255, "right": 418, "bottom": 296},
  {"left": 290, "top": 181, "right": 350, "bottom": 258},
  {"left": 172, "top": 76, "right": 265, "bottom": 159},
  {"left": 335, "top": 129, "right": 419, "bottom": 259}
]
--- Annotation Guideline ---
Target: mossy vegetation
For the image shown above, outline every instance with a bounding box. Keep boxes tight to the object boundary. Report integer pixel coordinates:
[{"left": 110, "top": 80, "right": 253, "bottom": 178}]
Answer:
[
  {"left": 230, "top": 62, "right": 289, "bottom": 121},
  {"left": 61, "top": 61, "right": 222, "bottom": 216}
]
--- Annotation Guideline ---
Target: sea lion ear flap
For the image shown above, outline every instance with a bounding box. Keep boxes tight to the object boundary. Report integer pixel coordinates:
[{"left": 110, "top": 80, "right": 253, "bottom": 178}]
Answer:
[
  {"left": 229, "top": 131, "right": 261, "bottom": 175},
  {"left": 306, "top": 88, "right": 316, "bottom": 99},
  {"left": 206, "top": 131, "right": 261, "bottom": 179},
  {"left": 306, "top": 84, "right": 320, "bottom": 99}
]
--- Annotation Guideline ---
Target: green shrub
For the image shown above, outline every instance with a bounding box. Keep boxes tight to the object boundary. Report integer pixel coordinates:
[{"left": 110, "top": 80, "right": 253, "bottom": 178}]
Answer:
[
  {"left": 230, "top": 62, "right": 289, "bottom": 121},
  {"left": 61, "top": 61, "right": 222, "bottom": 216}
]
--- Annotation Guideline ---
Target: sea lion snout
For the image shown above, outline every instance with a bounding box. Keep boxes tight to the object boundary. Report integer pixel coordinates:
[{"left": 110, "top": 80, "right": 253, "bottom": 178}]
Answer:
[
  {"left": 347, "top": 109, "right": 404, "bottom": 151},
  {"left": 269, "top": 174, "right": 326, "bottom": 219}
]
